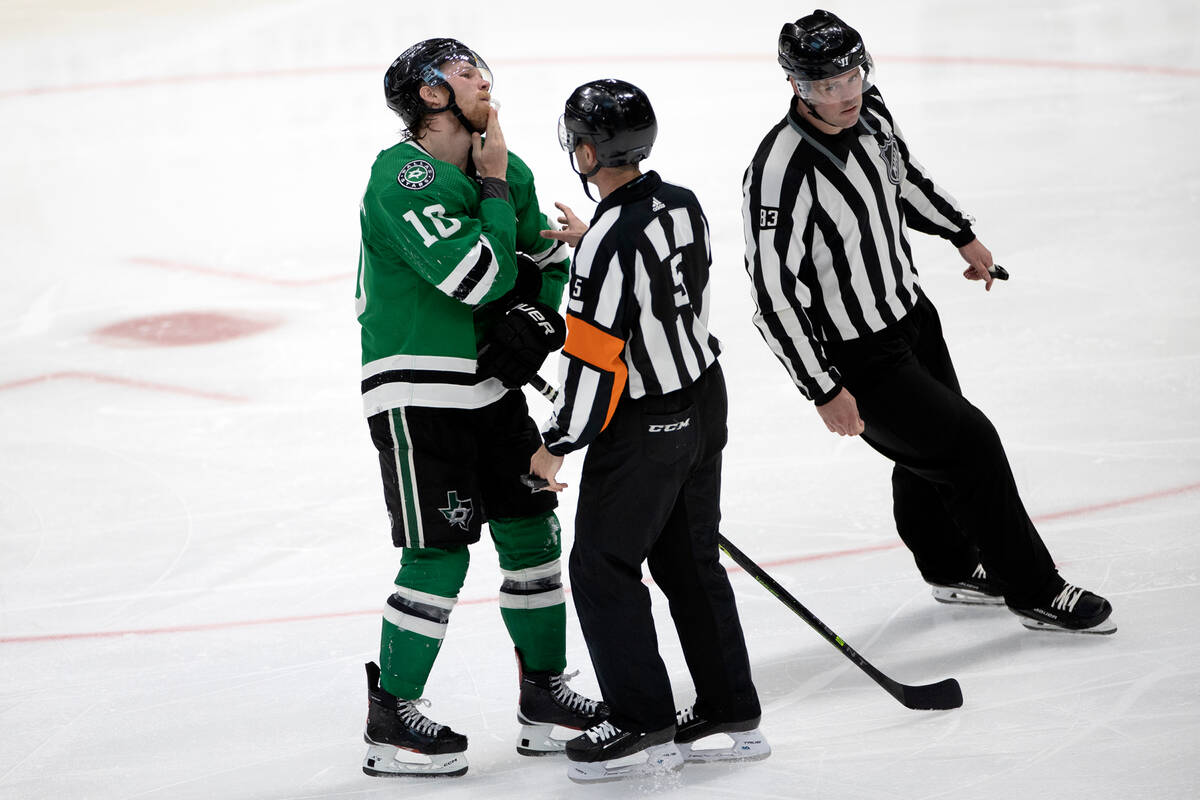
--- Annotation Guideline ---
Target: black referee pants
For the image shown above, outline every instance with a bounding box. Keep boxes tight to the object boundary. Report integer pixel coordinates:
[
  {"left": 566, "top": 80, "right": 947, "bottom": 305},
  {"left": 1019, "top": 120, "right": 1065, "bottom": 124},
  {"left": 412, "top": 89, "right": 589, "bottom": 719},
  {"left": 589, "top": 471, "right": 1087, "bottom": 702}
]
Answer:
[
  {"left": 569, "top": 363, "right": 761, "bottom": 733},
  {"left": 825, "top": 296, "right": 1058, "bottom": 607}
]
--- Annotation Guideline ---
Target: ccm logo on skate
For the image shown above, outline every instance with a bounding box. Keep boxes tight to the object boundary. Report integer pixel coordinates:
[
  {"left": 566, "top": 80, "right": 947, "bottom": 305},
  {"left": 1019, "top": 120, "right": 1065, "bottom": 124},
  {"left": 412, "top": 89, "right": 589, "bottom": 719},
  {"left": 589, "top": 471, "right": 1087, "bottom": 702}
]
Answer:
[
  {"left": 513, "top": 303, "right": 557, "bottom": 336},
  {"left": 648, "top": 419, "right": 691, "bottom": 433}
]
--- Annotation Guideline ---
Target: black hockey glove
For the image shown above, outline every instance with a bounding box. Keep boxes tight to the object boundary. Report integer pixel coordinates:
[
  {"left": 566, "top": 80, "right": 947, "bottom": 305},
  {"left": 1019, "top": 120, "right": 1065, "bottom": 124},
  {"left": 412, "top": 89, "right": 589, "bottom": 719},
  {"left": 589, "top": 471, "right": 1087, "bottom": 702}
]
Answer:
[
  {"left": 496, "top": 253, "right": 544, "bottom": 306},
  {"left": 477, "top": 300, "right": 566, "bottom": 390}
]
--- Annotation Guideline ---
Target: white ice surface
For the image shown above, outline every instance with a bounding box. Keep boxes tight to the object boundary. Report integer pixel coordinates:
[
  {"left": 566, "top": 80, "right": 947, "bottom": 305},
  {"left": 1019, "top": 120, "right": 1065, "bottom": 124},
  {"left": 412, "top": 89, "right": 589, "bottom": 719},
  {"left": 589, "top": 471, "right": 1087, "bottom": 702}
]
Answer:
[{"left": 1, "top": 1, "right": 1198, "bottom": 798}]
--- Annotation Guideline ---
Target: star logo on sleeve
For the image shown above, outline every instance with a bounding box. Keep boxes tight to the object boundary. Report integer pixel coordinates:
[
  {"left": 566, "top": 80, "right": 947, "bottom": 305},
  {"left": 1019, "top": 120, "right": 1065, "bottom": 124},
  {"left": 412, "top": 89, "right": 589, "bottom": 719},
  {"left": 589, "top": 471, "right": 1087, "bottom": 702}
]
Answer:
[{"left": 438, "top": 491, "right": 474, "bottom": 530}]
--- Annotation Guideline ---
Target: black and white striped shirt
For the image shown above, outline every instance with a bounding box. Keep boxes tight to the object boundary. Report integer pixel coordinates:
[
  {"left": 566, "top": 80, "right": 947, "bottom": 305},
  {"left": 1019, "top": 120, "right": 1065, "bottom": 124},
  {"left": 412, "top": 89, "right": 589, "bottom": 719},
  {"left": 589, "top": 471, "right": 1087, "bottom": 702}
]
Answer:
[
  {"left": 542, "top": 171, "right": 721, "bottom": 455},
  {"left": 742, "top": 87, "right": 975, "bottom": 403}
]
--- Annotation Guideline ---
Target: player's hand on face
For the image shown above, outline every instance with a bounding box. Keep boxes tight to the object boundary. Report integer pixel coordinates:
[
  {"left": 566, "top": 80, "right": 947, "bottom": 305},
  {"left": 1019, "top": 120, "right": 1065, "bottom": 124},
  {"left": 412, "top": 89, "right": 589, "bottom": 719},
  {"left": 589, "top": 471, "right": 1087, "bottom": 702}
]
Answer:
[
  {"left": 472, "top": 104, "right": 508, "bottom": 180},
  {"left": 816, "top": 387, "right": 865, "bottom": 437},
  {"left": 958, "top": 238, "right": 995, "bottom": 291},
  {"left": 539, "top": 201, "right": 589, "bottom": 247}
]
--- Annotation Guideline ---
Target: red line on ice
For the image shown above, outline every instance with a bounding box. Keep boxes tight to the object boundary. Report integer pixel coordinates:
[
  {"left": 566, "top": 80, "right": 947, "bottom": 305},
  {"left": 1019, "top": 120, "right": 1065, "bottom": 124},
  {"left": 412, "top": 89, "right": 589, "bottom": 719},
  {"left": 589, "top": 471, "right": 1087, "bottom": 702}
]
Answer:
[
  {"left": 1032, "top": 481, "right": 1200, "bottom": 522},
  {"left": 128, "top": 256, "right": 347, "bottom": 287},
  {"left": 2, "top": 481, "right": 1196, "bottom": 646},
  {"left": 0, "top": 370, "right": 246, "bottom": 402},
  {"left": 1, "top": 54, "right": 1196, "bottom": 100}
]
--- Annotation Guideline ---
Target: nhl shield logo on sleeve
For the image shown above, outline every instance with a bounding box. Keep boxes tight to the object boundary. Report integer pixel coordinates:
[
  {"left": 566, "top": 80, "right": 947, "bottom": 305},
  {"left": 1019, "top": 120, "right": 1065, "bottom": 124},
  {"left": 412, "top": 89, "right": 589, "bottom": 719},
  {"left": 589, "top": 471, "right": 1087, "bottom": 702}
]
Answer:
[
  {"left": 398, "top": 159, "right": 436, "bottom": 190},
  {"left": 877, "top": 134, "right": 901, "bottom": 185}
]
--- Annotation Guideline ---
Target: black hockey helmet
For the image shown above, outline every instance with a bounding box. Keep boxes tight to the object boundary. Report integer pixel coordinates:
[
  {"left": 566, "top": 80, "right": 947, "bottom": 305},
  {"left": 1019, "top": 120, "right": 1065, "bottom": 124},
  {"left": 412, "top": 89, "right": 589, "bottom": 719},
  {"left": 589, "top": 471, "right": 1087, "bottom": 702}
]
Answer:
[
  {"left": 778, "top": 10, "right": 873, "bottom": 88},
  {"left": 558, "top": 79, "right": 657, "bottom": 169},
  {"left": 383, "top": 37, "right": 492, "bottom": 134}
]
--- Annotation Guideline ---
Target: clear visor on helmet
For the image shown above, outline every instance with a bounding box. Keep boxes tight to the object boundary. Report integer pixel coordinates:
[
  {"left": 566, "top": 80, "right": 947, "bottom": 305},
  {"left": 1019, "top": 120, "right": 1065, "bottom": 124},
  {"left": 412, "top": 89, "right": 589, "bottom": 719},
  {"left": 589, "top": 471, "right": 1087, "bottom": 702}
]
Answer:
[
  {"left": 425, "top": 54, "right": 493, "bottom": 89},
  {"left": 794, "top": 61, "right": 873, "bottom": 103},
  {"left": 557, "top": 114, "right": 576, "bottom": 152}
]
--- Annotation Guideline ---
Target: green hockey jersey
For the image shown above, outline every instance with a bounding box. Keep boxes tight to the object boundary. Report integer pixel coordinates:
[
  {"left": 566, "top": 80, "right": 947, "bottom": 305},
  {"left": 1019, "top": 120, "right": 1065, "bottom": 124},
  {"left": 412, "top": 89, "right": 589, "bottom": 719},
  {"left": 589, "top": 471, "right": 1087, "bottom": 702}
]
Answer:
[{"left": 356, "top": 140, "right": 569, "bottom": 415}]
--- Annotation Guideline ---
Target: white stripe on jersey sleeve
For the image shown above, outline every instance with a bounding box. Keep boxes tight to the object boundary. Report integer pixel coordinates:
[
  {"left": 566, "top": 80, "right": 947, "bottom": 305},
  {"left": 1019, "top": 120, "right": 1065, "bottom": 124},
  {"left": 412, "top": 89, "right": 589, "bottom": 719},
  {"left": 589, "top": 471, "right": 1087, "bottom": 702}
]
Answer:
[
  {"left": 593, "top": 250, "right": 625, "bottom": 329},
  {"left": 891, "top": 116, "right": 971, "bottom": 233},
  {"left": 674, "top": 315, "right": 702, "bottom": 382},
  {"left": 644, "top": 220, "right": 668, "bottom": 260},
  {"left": 902, "top": 155, "right": 970, "bottom": 231},
  {"left": 632, "top": 249, "right": 682, "bottom": 395},
  {"left": 434, "top": 236, "right": 498, "bottom": 305},
  {"left": 745, "top": 144, "right": 839, "bottom": 399},
  {"left": 693, "top": 276, "right": 717, "bottom": 365},
  {"left": 527, "top": 238, "right": 568, "bottom": 268},
  {"left": 668, "top": 207, "right": 694, "bottom": 248},
  {"left": 572, "top": 207, "right": 621, "bottom": 281},
  {"left": 569, "top": 206, "right": 621, "bottom": 317},
  {"left": 557, "top": 365, "right": 602, "bottom": 449}
]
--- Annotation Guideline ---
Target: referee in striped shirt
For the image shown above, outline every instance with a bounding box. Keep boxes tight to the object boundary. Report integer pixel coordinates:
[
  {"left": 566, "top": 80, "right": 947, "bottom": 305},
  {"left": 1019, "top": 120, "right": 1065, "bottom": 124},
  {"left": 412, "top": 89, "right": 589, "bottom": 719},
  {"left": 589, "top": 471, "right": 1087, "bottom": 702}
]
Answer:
[
  {"left": 741, "top": 11, "right": 1114, "bottom": 633},
  {"left": 530, "top": 80, "right": 765, "bottom": 772}
]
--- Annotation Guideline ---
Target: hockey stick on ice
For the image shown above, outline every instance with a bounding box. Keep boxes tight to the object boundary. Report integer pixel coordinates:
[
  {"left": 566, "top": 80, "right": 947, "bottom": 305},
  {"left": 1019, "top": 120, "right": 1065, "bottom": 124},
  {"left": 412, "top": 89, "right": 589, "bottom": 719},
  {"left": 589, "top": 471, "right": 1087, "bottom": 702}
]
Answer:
[
  {"left": 718, "top": 534, "right": 963, "bottom": 711},
  {"left": 523, "top": 370, "right": 962, "bottom": 709}
]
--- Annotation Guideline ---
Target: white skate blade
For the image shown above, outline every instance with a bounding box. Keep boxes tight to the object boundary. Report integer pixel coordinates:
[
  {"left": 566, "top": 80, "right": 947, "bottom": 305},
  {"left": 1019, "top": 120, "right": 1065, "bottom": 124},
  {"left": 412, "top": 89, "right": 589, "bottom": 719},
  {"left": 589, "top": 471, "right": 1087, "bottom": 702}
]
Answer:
[
  {"left": 930, "top": 585, "right": 1005, "bottom": 606},
  {"left": 1018, "top": 616, "right": 1117, "bottom": 635},
  {"left": 516, "top": 720, "right": 572, "bottom": 756},
  {"left": 362, "top": 738, "right": 468, "bottom": 777},
  {"left": 678, "top": 729, "right": 771, "bottom": 763},
  {"left": 567, "top": 742, "right": 684, "bottom": 784}
]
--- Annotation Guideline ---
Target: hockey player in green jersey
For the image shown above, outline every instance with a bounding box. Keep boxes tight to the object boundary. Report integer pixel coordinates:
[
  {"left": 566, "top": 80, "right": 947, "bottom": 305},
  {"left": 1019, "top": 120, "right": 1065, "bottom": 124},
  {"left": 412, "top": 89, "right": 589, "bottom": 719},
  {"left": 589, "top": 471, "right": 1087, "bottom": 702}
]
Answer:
[{"left": 355, "top": 38, "right": 607, "bottom": 778}]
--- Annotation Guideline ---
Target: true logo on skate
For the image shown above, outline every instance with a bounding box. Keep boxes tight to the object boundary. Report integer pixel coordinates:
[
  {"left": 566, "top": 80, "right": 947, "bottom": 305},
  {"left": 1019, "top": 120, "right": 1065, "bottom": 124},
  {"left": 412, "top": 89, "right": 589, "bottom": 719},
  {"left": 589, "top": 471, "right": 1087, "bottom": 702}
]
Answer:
[
  {"left": 438, "top": 491, "right": 473, "bottom": 530},
  {"left": 648, "top": 418, "right": 691, "bottom": 433},
  {"left": 398, "top": 159, "right": 435, "bottom": 190}
]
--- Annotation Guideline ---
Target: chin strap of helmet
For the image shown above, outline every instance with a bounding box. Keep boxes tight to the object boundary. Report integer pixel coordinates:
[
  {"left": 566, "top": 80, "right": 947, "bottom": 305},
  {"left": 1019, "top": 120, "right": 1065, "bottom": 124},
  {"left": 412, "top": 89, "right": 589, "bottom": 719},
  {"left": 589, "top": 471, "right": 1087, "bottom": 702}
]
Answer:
[
  {"left": 805, "top": 98, "right": 839, "bottom": 127},
  {"left": 418, "top": 60, "right": 484, "bottom": 134},
  {"left": 568, "top": 151, "right": 602, "bottom": 202},
  {"left": 423, "top": 89, "right": 482, "bottom": 135},
  {"left": 793, "top": 81, "right": 843, "bottom": 129}
]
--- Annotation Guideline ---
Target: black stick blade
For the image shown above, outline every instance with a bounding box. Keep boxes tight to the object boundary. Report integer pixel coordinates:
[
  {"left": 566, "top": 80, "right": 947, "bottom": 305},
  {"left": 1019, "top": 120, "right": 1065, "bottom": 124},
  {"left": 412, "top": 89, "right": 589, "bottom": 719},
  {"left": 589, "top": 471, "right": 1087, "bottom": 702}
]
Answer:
[{"left": 897, "top": 677, "right": 963, "bottom": 710}]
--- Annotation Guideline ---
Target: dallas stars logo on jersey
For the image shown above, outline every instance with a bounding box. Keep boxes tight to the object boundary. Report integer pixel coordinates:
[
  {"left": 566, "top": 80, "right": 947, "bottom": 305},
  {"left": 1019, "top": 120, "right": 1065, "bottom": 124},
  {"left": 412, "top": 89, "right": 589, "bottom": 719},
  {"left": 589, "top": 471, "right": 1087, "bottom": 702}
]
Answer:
[
  {"left": 398, "top": 159, "right": 435, "bottom": 191},
  {"left": 438, "top": 491, "right": 474, "bottom": 530}
]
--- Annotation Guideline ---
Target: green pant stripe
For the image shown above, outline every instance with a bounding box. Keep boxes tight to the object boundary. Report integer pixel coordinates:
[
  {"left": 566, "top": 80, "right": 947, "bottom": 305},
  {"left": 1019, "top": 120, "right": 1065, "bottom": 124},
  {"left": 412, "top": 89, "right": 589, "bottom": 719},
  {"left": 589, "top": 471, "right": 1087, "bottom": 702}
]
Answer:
[{"left": 389, "top": 408, "right": 424, "bottom": 548}]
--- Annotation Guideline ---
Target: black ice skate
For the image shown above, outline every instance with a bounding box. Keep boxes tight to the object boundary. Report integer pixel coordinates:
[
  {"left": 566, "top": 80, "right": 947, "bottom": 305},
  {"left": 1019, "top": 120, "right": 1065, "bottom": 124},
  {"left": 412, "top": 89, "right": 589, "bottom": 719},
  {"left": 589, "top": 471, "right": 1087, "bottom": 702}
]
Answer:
[
  {"left": 928, "top": 563, "right": 1005, "bottom": 606},
  {"left": 565, "top": 721, "right": 683, "bottom": 783},
  {"left": 1009, "top": 580, "right": 1116, "bottom": 634},
  {"left": 362, "top": 662, "right": 468, "bottom": 778},
  {"left": 674, "top": 706, "right": 771, "bottom": 764},
  {"left": 515, "top": 649, "right": 609, "bottom": 756}
]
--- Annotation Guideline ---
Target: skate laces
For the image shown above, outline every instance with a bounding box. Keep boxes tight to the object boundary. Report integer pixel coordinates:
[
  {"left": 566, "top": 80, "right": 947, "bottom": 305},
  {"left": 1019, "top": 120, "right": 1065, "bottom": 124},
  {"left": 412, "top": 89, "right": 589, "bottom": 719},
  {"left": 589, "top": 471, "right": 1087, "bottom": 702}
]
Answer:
[
  {"left": 584, "top": 720, "right": 619, "bottom": 743},
  {"left": 1051, "top": 582, "right": 1085, "bottom": 613},
  {"left": 396, "top": 698, "right": 445, "bottom": 737},
  {"left": 551, "top": 670, "right": 601, "bottom": 715},
  {"left": 676, "top": 707, "right": 695, "bottom": 726}
]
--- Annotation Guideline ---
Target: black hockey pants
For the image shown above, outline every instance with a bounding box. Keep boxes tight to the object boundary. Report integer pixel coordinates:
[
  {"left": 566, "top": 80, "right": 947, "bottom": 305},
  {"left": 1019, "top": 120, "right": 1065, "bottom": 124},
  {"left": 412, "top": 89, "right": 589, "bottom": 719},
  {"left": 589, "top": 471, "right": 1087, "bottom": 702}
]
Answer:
[
  {"left": 569, "top": 363, "right": 761, "bottom": 733},
  {"left": 825, "top": 295, "right": 1059, "bottom": 607}
]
